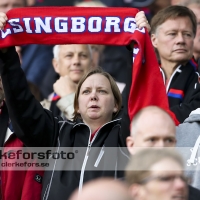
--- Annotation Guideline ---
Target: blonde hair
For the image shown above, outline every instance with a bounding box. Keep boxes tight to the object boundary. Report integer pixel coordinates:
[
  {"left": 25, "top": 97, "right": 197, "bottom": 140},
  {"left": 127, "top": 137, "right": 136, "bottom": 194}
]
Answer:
[{"left": 125, "top": 148, "right": 184, "bottom": 185}]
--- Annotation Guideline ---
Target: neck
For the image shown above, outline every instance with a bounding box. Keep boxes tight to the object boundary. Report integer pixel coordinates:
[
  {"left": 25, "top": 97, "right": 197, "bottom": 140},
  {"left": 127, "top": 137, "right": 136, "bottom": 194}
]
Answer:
[
  {"left": 86, "top": 121, "right": 103, "bottom": 133},
  {"left": 160, "top": 60, "right": 181, "bottom": 80},
  {"left": 84, "top": 119, "right": 110, "bottom": 133}
]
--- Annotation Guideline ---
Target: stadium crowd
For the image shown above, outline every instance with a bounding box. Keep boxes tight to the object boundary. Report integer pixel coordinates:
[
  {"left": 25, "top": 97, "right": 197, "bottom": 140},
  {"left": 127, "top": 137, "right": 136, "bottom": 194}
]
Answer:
[{"left": 0, "top": 0, "right": 200, "bottom": 200}]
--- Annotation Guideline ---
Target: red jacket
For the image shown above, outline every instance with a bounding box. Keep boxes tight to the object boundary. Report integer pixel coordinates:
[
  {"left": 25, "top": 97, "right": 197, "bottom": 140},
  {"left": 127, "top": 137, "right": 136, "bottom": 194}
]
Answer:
[{"left": 0, "top": 104, "right": 43, "bottom": 200}]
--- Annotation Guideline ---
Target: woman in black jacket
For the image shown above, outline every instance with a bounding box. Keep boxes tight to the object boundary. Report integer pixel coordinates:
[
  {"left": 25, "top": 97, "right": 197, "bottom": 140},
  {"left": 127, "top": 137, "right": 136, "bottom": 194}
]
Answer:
[
  {"left": 0, "top": 47, "right": 130, "bottom": 199},
  {"left": 0, "top": 10, "right": 150, "bottom": 200}
]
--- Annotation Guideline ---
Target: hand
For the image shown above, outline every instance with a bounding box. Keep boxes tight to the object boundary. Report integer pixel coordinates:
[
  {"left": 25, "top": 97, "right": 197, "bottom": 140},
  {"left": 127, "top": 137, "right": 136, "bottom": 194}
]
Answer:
[
  {"left": 135, "top": 11, "right": 151, "bottom": 32},
  {"left": 53, "top": 76, "right": 77, "bottom": 98},
  {"left": 0, "top": 12, "right": 8, "bottom": 30}
]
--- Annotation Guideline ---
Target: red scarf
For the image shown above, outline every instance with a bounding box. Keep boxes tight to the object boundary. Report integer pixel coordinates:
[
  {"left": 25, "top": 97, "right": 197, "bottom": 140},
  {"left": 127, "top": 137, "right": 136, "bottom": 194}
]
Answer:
[{"left": 0, "top": 6, "right": 179, "bottom": 125}]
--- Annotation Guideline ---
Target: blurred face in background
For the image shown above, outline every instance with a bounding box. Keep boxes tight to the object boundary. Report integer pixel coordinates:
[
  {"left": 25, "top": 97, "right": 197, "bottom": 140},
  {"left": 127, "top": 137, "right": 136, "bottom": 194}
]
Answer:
[
  {"left": 136, "top": 158, "right": 188, "bottom": 200},
  {"left": 187, "top": 4, "right": 200, "bottom": 60},
  {"left": 0, "top": 0, "right": 25, "bottom": 13},
  {"left": 53, "top": 44, "right": 93, "bottom": 84}
]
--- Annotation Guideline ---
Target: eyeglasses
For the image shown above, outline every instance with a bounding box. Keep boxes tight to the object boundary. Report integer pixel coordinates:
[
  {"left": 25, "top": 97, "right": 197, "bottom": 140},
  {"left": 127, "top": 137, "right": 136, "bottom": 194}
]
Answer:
[{"left": 139, "top": 174, "right": 189, "bottom": 185}]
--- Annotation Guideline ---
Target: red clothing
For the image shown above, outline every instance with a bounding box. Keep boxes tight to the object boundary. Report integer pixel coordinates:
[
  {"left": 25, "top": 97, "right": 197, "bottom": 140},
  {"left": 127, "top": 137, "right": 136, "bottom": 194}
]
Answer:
[
  {"left": 90, "top": 128, "right": 100, "bottom": 142},
  {"left": 2, "top": 134, "right": 44, "bottom": 200},
  {"left": 0, "top": 103, "right": 43, "bottom": 200}
]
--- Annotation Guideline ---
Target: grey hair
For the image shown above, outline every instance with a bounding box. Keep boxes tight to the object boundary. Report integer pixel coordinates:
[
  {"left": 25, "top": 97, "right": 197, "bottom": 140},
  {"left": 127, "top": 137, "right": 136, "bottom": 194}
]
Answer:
[
  {"left": 125, "top": 148, "right": 184, "bottom": 185},
  {"left": 53, "top": 44, "right": 93, "bottom": 60}
]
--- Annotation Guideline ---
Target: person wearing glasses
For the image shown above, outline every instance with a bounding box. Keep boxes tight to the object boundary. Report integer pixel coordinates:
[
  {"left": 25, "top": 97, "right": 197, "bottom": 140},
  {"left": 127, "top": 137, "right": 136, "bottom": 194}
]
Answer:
[
  {"left": 126, "top": 148, "right": 188, "bottom": 200},
  {"left": 126, "top": 105, "right": 200, "bottom": 200}
]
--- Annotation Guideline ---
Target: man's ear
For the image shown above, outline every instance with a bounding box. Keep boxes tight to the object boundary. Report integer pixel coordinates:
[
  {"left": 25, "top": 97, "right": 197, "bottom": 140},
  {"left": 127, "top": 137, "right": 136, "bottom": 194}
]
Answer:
[
  {"left": 126, "top": 136, "right": 135, "bottom": 155},
  {"left": 52, "top": 58, "right": 60, "bottom": 74},
  {"left": 151, "top": 34, "right": 158, "bottom": 48}
]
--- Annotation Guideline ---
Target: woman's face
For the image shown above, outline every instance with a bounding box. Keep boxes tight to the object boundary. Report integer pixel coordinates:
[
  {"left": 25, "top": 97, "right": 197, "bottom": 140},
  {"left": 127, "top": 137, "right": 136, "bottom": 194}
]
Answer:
[
  {"left": 138, "top": 158, "right": 188, "bottom": 200},
  {"left": 78, "top": 73, "right": 118, "bottom": 126}
]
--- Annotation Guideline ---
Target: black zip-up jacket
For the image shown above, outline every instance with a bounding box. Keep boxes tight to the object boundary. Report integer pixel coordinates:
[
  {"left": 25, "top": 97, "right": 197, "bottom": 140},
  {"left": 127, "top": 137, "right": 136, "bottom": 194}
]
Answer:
[
  {"left": 0, "top": 47, "right": 129, "bottom": 200},
  {"left": 160, "top": 60, "right": 200, "bottom": 123}
]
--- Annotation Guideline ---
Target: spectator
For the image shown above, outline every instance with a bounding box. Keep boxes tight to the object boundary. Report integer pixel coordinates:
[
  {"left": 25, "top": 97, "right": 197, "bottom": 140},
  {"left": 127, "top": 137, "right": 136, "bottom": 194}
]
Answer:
[
  {"left": 126, "top": 106, "right": 176, "bottom": 154},
  {"left": 40, "top": 0, "right": 105, "bottom": 98},
  {"left": 176, "top": 108, "right": 200, "bottom": 190},
  {"left": 0, "top": 0, "right": 43, "bottom": 101},
  {"left": 126, "top": 105, "right": 200, "bottom": 199},
  {"left": 0, "top": 77, "right": 43, "bottom": 200},
  {"left": 150, "top": 5, "right": 200, "bottom": 123},
  {"left": 0, "top": 4, "right": 43, "bottom": 200},
  {"left": 41, "top": 44, "right": 94, "bottom": 120},
  {"left": 20, "top": 0, "right": 78, "bottom": 97},
  {"left": 0, "top": 10, "right": 155, "bottom": 200},
  {"left": 69, "top": 178, "right": 132, "bottom": 200},
  {"left": 126, "top": 149, "right": 188, "bottom": 200},
  {"left": 0, "top": 48, "right": 130, "bottom": 199}
]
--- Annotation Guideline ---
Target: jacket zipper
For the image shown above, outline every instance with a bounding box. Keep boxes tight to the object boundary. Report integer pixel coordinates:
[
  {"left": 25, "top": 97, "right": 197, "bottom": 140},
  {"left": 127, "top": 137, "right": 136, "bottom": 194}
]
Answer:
[
  {"left": 42, "top": 184, "right": 50, "bottom": 200},
  {"left": 78, "top": 128, "right": 99, "bottom": 192},
  {"left": 78, "top": 126, "right": 93, "bottom": 193},
  {"left": 94, "top": 145, "right": 105, "bottom": 167},
  {"left": 77, "top": 119, "right": 121, "bottom": 193}
]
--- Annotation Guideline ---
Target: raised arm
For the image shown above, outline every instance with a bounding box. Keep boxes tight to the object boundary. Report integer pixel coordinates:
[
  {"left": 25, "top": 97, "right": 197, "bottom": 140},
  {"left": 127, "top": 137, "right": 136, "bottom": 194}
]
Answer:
[{"left": 0, "top": 46, "right": 59, "bottom": 147}]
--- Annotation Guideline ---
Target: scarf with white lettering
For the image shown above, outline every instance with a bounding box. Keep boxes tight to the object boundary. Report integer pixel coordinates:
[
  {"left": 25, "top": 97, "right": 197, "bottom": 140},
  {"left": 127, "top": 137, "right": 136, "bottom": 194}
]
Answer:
[{"left": 0, "top": 6, "right": 179, "bottom": 125}]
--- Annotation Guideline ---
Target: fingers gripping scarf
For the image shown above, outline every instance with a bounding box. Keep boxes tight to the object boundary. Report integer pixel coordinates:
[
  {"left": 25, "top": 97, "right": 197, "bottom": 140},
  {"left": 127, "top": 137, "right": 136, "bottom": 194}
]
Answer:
[{"left": 0, "top": 6, "right": 179, "bottom": 125}]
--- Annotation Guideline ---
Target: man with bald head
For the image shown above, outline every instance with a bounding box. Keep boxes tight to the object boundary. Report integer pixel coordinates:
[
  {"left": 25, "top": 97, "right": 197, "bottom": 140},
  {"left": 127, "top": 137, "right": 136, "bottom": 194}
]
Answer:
[
  {"left": 69, "top": 178, "right": 132, "bottom": 200},
  {"left": 126, "top": 106, "right": 176, "bottom": 154}
]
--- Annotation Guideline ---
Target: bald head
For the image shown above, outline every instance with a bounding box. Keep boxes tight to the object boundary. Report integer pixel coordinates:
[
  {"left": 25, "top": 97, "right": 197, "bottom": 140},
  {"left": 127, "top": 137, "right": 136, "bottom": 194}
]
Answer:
[
  {"left": 131, "top": 106, "right": 175, "bottom": 136},
  {"left": 70, "top": 178, "right": 132, "bottom": 200},
  {"left": 127, "top": 106, "right": 176, "bottom": 154}
]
